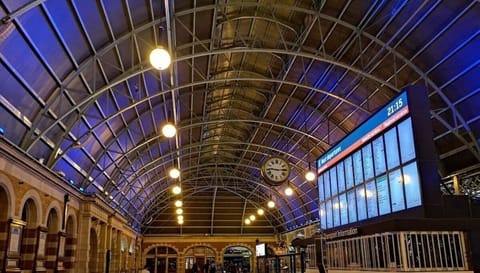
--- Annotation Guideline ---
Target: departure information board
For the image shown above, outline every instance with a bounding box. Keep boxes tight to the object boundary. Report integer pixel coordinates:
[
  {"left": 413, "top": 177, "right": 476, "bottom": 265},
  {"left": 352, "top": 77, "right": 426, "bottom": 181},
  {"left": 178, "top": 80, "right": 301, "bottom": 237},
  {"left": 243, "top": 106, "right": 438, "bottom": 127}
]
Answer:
[{"left": 317, "top": 90, "right": 423, "bottom": 230}]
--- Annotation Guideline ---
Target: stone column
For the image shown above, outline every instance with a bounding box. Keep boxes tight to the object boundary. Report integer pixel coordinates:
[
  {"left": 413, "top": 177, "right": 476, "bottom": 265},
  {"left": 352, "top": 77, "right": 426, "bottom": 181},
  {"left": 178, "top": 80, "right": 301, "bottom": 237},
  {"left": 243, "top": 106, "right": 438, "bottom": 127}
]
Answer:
[
  {"left": 110, "top": 229, "right": 120, "bottom": 273},
  {"left": 74, "top": 211, "right": 92, "bottom": 272},
  {"left": 97, "top": 222, "right": 108, "bottom": 273}
]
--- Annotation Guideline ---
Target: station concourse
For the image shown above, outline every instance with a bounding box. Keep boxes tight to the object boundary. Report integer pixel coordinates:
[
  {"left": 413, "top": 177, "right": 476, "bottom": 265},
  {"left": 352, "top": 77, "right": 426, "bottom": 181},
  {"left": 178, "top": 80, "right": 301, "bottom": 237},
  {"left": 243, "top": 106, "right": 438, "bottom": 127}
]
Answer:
[{"left": 0, "top": 1, "right": 479, "bottom": 273}]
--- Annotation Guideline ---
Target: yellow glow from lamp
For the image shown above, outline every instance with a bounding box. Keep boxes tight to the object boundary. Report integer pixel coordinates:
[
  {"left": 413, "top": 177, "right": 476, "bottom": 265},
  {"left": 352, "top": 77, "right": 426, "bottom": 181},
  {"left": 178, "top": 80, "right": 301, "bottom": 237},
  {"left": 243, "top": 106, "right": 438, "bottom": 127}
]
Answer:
[
  {"left": 150, "top": 47, "right": 171, "bottom": 70},
  {"left": 176, "top": 208, "right": 183, "bottom": 215},
  {"left": 169, "top": 167, "right": 180, "bottom": 179},
  {"left": 267, "top": 200, "right": 275, "bottom": 208},
  {"left": 305, "top": 170, "right": 316, "bottom": 182},
  {"left": 177, "top": 215, "right": 184, "bottom": 221},
  {"left": 257, "top": 208, "right": 264, "bottom": 215},
  {"left": 249, "top": 215, "right": 256, "bottom": 221},
  {"left": 175, "top": 200, "right": 183, "bottom": 207},
  {"left": 284, "top": 186, "right": 293, "bottom": 196},
  {"left": 172, "top": 185, "right": 181, "bottom": 195},
  {"left": 244, "top": 219, "right": 251, "bottom": 225},
  {"left": 161, "top": 123, "right": 176, "bottom": 138}
]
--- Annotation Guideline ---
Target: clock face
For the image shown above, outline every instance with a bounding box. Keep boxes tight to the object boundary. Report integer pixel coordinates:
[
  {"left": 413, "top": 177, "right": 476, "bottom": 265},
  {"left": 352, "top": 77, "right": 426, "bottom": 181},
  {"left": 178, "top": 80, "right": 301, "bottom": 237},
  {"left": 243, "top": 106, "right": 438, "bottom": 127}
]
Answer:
[{"left": 261, "top": 156, "right": 290, "bottom": 185}]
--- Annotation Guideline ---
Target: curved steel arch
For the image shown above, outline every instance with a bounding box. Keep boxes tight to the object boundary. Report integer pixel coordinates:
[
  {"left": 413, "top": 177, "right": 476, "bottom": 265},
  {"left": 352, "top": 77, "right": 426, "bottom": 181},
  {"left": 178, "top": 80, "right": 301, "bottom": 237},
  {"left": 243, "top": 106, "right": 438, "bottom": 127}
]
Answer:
[
  {"left": 27, "top": 1, "right": 472, "bottom": 161},
  {"left": 139, "top": 176, "right": 311, "bottom": 230},
  {"left": 108, "top": 142, "right": 315, "bottom": 209},
  {"left": 88, "top": 123, "right": 323, "bottom": 186},
  {"left": 216, "top": 14, "right": 299, "bottom": 35},
  {"left": 27, "top": 44, "right": 394, "bottom": 154},
  {"left": 141, "top": 183, "right": 316, "bottom": 234}
]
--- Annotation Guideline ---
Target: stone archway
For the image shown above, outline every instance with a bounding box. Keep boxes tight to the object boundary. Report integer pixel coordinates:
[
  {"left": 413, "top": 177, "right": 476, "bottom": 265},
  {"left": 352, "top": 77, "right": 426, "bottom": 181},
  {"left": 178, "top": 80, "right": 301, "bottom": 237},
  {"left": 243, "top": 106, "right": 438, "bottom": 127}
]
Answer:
[
  {"left": 20, "top": 198, "right": 39, "bottom": 270},
  {"left": 45, "top": 208, "right": 60, "bottom": 273},
  {"left": 0, "top": 184, "right": 10, "bottom": 271},
  {"left": 64, "top": 214, "right": 77, "bottom": 273}
]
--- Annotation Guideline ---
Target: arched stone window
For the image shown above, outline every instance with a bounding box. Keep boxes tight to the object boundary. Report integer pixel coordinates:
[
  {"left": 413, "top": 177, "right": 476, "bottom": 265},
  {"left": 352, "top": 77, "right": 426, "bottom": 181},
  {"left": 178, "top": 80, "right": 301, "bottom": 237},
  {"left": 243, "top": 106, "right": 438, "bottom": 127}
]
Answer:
[{"left": 146, "top": 246, "right": 178, "bottom": 273}]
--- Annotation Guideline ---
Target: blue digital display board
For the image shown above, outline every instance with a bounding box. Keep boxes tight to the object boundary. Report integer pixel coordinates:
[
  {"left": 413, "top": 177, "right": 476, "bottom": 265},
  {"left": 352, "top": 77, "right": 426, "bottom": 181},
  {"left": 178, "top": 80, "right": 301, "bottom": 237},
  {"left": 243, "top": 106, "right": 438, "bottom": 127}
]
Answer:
[
  {"left": 317, "top": 90, "right": 422, "bottom": 230},
  {"left": 317, "top": 91, "right": 408, "bottom": 174}
]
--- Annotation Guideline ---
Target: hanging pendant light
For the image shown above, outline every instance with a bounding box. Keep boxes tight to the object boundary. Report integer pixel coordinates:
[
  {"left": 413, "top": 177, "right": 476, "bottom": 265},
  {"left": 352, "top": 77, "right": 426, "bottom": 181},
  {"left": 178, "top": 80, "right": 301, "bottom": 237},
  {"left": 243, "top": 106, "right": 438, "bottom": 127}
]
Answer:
[{"left": 305, "top": 162, "right": 316, "bottom": 182}]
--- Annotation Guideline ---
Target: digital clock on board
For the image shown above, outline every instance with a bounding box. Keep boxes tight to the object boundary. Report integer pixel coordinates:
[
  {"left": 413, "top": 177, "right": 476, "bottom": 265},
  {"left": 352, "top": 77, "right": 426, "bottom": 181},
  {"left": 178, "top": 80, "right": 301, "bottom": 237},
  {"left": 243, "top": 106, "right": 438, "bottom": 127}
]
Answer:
[{"left": 387, "top": 97, "right": 404, "bottom": 116}]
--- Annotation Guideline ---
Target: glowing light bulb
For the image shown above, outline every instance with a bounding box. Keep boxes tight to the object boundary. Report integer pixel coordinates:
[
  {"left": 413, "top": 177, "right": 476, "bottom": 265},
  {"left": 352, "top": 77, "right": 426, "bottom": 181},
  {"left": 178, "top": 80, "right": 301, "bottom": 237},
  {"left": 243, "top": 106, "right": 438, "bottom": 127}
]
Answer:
[
  {"left": 245, "top": 219, "right": 251, "bottom": 225},
  {"left": 172, "top": 185, "right": 181, "bottom": 194},
  {"left": 176, "top": 208, "right": 183, "bottom": 215},
  {"left": 257, "top": 208, "right": 264, "bottom": 215},
  {"left": 267, "top": 200, "right": 275, "bottom": 208},
  {"left": 284, "top": 186, "right": 293, "bottom": 196},
  {"left": 162, "top": 123, "right": 176, "bottom": 138},
  {"left": 150, "top": 47, "right": 171, "bottom": 70},
  {"left": 305, "top": 170, "right": 316, "bottom": 182},
  {"left": 175, "top": 200, "right": 183, "bottom": 207},
  {"left": 249, "top": 215, "right": 256, "bottom": 221},
  {"left": 169, "top": 168, "right": 180, "bottom": 179}
]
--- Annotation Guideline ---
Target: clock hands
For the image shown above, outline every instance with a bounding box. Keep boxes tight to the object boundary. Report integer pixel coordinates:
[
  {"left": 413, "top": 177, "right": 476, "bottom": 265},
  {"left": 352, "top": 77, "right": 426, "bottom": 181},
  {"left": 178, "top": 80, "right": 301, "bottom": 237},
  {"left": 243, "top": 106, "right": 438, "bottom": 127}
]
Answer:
[{"left": 266, "top": 167, "right": 288, "bottom": 171}]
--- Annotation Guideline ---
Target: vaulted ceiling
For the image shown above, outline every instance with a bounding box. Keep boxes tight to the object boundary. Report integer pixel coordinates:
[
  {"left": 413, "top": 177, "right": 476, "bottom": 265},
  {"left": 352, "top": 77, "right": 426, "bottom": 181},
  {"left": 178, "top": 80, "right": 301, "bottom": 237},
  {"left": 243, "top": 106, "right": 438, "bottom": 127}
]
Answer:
[{"left": 1, "top": 0, "right": 479, "bottom": 236}]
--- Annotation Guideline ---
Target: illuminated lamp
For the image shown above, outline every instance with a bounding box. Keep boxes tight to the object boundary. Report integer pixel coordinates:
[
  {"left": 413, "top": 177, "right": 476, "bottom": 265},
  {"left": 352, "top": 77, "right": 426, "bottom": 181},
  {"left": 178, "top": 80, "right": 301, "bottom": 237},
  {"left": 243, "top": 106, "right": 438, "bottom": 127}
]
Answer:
[
  {"left": 169, "top": 167, "right": 180, "bottom": 179},
  {"left": 284, "top": 183, "right": 293, "bottom": 196},
  {"left": 150, "top": 46, "right": 171, "bottom": 70},
  {"left": 162, "top": 123, "right": 176, "bottom": 138},
  {"left": 305, "top": 163, "right": 316, "bottom": 182},
  {"left": 172, "top": 185, "right": 181, "bottom": 194}
]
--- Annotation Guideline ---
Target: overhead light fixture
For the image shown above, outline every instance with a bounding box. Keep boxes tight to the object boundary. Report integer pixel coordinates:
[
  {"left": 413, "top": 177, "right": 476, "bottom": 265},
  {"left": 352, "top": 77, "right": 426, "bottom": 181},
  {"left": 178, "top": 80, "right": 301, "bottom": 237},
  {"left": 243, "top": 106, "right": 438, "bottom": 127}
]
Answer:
[
  {"left": 257, "top": 208, "right": 264, "bottom": 215},
  {"left": 150, "top": 26, "right": 171, "bottom": 70},
  {"left": 176, "top": 208, "right": 183, "bottom": 215},
  {"left": 244, "top": 219, "right": 251, "bottom": 225},
  {"left": 284, "top": 182, "right": 293, "bottom": 196},
  {"left": 267, "top": 200, "right": 275, "bottom": 208},
  {"left": 172, "top": 185, "right": 181, "bottom": 195},
  {"left": 177, "top": 215, "right": 184, "bottom": 221},
  {"left": 150, "top": 47, "right": 171, "bottom": 70},
  {"left": 249, "top": 214, "right": 256, "bottom": 221},
  {"left": 304, "top": 125, "right": 316, "bottom": 182},
  {"left": 305, "top": 162, "right": 316, "bottom": 182},
  {"left": 175, "top": 200, "right": 183, "bottom": 207},
  {"left": 162, "top": 123, "right": 176, "bottom": 138},
  {"left": 169, "top": 167, "right": 180, "bottom": 179}
]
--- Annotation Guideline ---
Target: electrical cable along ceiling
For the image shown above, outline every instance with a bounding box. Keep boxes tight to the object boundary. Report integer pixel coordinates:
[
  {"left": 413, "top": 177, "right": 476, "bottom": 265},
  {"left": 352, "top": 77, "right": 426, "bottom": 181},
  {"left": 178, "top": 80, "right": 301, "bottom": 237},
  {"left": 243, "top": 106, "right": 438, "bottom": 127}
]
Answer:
[{"left": 0, "top": 0, "right": 479, "bottom": 236}]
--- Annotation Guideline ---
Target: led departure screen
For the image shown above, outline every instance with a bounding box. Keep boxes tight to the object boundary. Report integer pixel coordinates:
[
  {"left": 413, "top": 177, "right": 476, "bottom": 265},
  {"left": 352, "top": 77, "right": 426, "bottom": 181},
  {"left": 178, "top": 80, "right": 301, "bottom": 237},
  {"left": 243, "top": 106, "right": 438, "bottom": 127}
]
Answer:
[{"left": 317, "top": 91, "right": 422, "bottom": 230}]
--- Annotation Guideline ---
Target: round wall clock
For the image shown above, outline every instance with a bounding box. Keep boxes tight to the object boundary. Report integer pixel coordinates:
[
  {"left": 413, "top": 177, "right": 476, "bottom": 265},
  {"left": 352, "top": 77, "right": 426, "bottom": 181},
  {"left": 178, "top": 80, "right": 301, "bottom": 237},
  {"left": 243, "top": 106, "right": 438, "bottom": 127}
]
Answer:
[{"left": 261, "top": 156, "right": 291, "bottom": 186}]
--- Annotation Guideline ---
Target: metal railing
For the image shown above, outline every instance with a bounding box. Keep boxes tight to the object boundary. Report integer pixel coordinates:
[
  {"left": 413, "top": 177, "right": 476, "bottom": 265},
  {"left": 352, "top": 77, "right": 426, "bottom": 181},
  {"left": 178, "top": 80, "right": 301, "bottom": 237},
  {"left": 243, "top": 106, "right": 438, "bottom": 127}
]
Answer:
[{"left": 326, "top": 231, "right": 468, "bottom": 271}]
